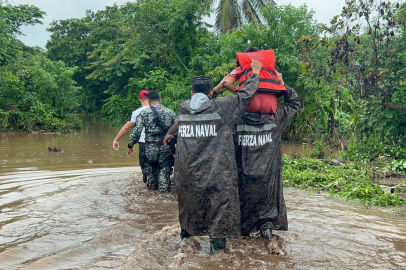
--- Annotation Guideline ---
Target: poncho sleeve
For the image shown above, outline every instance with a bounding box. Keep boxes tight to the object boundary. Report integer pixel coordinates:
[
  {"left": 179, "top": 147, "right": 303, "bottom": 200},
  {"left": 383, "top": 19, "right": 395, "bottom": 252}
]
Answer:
[
  {"left": 216, "top": 73, "right": 260, "bottom": 125},
  {"left": 275, "top": 86, "right": 300, "bottom": 129}
]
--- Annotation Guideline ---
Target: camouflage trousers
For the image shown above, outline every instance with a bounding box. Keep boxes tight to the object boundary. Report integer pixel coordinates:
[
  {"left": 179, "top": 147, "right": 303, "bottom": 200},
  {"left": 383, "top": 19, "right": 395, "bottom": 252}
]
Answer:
[
  {"left": 138, "top": 143, "right": 147, "bottom": 183},
  {"left": 144, "top": 143, "right": 173, "bottom": 193}
]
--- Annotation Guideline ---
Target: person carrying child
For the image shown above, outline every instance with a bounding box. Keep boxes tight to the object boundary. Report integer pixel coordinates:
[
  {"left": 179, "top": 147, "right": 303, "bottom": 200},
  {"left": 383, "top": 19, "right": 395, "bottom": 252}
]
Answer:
[{"left": 213, "top": 47, "right": 286, "bottom": 114}]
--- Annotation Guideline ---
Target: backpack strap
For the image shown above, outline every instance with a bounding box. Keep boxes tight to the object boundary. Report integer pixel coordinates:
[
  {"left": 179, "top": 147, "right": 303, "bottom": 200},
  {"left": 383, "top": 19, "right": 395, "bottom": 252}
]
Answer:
[{"left": 150, "top": 106, "right": 162, "bottom": 127}]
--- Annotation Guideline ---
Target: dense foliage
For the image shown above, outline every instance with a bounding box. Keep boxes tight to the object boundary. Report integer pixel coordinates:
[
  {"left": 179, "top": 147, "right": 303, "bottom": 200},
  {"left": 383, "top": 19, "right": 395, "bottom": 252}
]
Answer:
[
  {"left": 296, "top": 0, "right": 406, "bottom": 162},
  {"left": 0, "top": 1, "right": 81, "bottom": 132},
  {"left": 1, "top": 0, "right": 405, "bottom": 165}
]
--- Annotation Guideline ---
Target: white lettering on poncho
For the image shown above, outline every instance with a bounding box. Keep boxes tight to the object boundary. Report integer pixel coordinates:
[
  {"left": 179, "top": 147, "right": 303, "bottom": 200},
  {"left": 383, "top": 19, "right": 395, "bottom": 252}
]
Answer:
[
  {"left": 179, "top": 125, "right": 218, "bottom": 138},
  {"left": 238, "top": 132, "right": 273, "bottom": 146}
]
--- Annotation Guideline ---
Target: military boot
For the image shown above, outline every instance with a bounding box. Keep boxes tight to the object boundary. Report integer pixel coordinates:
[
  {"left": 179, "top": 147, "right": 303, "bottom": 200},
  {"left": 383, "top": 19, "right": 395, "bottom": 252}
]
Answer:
[
  {"left": 260, "top": 228, "right": 272, "bottom": 242},
  {"left": 209, "top": 238, "right": 226, "bottom": 254}
]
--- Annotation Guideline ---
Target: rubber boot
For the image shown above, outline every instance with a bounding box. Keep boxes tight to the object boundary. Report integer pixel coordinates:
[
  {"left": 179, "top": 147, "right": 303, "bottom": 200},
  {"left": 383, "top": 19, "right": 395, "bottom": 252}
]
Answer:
[
  {"left": 209, "top": 238, "right": 226, "bottom": 254},
  {"left": 180, "top": 229, "right": 191, "bottom": 240},
  {"left": 260, "top": 228, "right": 272, "bottom": 242}
]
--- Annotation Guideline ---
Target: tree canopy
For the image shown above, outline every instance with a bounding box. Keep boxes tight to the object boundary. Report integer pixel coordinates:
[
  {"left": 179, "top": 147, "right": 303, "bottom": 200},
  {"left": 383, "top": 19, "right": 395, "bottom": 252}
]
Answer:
[{"left": 1, "top": 0, "right": 405, "bottom": 162}]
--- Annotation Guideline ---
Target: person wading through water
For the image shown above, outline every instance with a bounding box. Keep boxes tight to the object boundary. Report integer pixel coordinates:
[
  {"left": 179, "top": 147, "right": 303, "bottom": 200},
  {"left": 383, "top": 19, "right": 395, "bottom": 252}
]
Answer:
[
  {"left": 128, "top": 90, "right": 177, "bottom": 193},
  {"left": 164, "top": 60, "right": 263, "bottom": 254},
  {"left": 113, "top": 90, "right": 149, "bottom": 183},
  {"left": 235, "top": 70, "right": 300, "bottom": 246}
]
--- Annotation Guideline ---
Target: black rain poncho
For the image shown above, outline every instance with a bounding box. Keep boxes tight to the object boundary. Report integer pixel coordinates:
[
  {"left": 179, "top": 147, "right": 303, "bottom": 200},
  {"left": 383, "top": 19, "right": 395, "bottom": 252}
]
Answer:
[
  {"left": 174, "top": 74, "right": 260, "bottom": 238},
  {"left": 235, "top": 86, "right": 300, "bottom": 235}
]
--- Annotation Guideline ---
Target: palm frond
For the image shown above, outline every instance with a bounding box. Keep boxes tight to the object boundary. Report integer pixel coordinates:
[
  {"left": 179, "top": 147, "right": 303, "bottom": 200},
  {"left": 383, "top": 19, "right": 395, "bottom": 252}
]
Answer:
[
  {"left": 251, "top": 0, "right": 277, "bottom": 9},
  {"left": 203, "top": 0, "right": 217, "bottom": 9},
  {"left": 241, "top": 0, "right": 261, "bottom": 23},
  {"left": 215, "top": 0, "right": 241, "bottom": 33},
  {"left": 242, "top": 0, "right": 277, "bottom": 24}
]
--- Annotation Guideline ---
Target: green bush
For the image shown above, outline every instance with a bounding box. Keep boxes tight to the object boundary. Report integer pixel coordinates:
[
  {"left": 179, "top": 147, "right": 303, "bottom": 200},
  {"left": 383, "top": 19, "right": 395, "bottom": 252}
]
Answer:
[
  {"left": 0, "top": 52, "right": 81, "bottom": 132},
  {"left": 283, "top": 155, "right": 405, "bottom": 207},
  {"left": 387, "top": 160, "right": 406, "bottom": 174},
  {"left": 344, "top": 138, "right": 406, "bottom": 162}
]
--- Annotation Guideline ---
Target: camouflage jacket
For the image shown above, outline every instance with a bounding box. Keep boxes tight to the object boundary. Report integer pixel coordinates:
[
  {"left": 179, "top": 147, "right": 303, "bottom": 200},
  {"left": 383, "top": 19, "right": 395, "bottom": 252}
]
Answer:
[{"left": 129, "top": 104, "right": 177, "bottom": 147}]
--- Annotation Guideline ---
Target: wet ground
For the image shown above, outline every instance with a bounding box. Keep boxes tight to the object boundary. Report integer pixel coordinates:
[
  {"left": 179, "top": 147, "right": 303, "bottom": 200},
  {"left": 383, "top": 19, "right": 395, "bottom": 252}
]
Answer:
[{"left": 1, "top": 169, "right": 405, "bottom": 270}]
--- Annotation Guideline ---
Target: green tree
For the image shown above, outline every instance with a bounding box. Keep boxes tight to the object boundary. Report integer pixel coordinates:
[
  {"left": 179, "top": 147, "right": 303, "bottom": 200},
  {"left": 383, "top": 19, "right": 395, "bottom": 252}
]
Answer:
[
  {"left": 46, "top": 5, "right": 126, "bottom": 113},
  {"left": 82, "top": 0, "right": 209, "bottom": 123},
  {"left": 296, "top": 0, "right": 406, "bottom": 160},
  {"left": 0, "top": 2, "right": 80, "bottom": 132},
  {"left": 0, "top": 1, "right": 45, "bottom": 65},
  {"left": 0, "top": 52, "right": 81, "bottom": 132}
]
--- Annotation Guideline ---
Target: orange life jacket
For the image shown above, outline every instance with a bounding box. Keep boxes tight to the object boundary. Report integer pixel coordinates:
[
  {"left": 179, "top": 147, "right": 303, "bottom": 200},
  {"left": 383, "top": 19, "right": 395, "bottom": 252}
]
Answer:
[{"left": 236, "top": 50, "right": 287, "bottom": 93}]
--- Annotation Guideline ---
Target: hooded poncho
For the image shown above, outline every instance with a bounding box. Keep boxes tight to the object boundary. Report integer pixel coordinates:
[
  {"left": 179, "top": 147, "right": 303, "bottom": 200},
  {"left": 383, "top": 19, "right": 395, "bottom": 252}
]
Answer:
[
  {"left": 174, "top": 74, "right": 260, "bottom": 238},
  {"left": 235, "top": 86, "right": 300, "bottom": 235}
]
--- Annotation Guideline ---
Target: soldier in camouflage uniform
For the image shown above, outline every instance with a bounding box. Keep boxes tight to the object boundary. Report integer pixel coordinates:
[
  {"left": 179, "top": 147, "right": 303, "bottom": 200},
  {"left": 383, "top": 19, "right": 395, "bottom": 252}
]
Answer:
[
  {"left": 165, "top": 60, "right": 262, "bottom": 254},
  {"left": 128, "top": 90, "right": 177, "bottom": 193}
]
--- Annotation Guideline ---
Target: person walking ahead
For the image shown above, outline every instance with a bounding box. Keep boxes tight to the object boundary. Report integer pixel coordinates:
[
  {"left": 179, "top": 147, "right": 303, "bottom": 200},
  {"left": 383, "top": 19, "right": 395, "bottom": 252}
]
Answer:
[
  {"left": 128, "top": 90, "right": 176, "bottom": 193},
  {"left": 113, "top": 90, "right": 150, "bottom": 183}
]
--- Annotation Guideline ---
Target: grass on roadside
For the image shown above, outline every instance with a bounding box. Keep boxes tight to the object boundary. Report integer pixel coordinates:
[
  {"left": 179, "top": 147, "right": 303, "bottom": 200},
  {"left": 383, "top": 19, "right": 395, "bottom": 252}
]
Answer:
[{"left": 283, "top": 155, "right": 405, "bottom": 207}]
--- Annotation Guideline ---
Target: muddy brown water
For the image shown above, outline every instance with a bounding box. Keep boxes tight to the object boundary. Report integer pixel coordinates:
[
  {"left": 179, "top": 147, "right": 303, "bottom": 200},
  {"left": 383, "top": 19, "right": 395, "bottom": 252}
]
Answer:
[
  {"left": 0, "top": 121, "right": 312, "bottom": 175},
  {"left": 0, "top": 123, "right": 405, "bottom": 269}
]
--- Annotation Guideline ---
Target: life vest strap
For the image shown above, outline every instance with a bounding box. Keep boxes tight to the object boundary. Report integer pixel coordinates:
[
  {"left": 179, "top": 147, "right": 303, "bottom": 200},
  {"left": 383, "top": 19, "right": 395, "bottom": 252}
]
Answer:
[
  {"left": 238, "top": 67, "right": 280, "bottom": 88},
  {"left": 240, "top": 77, "right": 282, "bottom": 86}
]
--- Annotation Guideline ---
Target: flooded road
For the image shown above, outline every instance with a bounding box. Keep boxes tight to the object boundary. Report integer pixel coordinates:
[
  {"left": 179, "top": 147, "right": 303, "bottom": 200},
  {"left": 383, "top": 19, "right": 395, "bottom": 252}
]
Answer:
[
  {"left": 1, "top": 124, "right": 405, "bottom": 269},
  {"left": 0, "top": 169, "right": 405, "bottom": 269}
]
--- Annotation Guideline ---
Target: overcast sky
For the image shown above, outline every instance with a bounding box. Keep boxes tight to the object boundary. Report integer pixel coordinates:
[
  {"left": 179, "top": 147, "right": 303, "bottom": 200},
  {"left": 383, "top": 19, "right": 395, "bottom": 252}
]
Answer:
[{"left": 11, "top": 0, "right": 346, "bottom": 48}]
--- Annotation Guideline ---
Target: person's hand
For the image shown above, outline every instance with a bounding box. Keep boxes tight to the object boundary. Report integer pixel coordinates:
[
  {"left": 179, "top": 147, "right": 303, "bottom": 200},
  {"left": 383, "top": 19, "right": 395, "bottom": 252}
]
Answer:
[
  {"left": 163, "top": 134, "right": 172, "bottom": 146},
  {"left": 215, "top": 85, "right": 225, "bottom": 94},
  {"left": 127, "top": 147, "right": 133, "bottom": 157},
  {"left": 251, "top": 60, "right": 262, "bottom": 74},
  {"left": 213, "top": 78, "right": 226, "bottom": 93},
  {"left": 113, "top": 140, "right": 119, "bottom": 150},
  {"left": 276, "top": 70, "right": 285, "bottom": 86}
]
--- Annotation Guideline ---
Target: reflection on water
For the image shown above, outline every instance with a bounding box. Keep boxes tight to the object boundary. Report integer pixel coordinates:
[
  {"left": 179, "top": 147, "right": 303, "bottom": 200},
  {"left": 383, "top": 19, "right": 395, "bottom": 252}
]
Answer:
[
  {"left": 0, "top": 120, "right": 140, "bottom": 174},
  {"left": 0, "top": 170, "right": 405, "bottom": 269},
  {"left": 0, "top": 120, "right": 313, "bottom": 175}
]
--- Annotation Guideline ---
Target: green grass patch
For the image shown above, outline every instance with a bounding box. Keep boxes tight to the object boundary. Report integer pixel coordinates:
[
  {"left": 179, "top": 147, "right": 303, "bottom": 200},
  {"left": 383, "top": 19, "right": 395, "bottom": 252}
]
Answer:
[{"left": 283, "top": 155, "right": 405, "bottom": 207}]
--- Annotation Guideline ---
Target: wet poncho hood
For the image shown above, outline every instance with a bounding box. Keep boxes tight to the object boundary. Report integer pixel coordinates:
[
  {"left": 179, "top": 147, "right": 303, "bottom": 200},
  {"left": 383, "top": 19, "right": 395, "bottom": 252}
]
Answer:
[{"left": 190, "top": 93, "right": 209, "bottom": 114}]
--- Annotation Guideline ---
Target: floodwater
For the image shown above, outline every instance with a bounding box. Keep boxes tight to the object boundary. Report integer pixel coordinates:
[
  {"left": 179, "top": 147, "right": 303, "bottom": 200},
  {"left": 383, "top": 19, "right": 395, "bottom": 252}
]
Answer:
[
  {"left": 0, "top": 120, "right": 140, "bottom": 175},
  {"left": 0, "top": 120, "right": 312, "bottom": 175},
  {"left": 0, "top": 123, "right": 405, "bottom": 269},
  {"left": 0, "top": 170, "right": 405, "bottom": 269}
]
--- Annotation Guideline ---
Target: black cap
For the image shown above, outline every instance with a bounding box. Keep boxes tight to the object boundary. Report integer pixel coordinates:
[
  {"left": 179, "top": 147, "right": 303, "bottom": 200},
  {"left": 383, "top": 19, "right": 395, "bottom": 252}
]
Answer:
[{"left": 146, "top": 90, "right": 160, "bottom": 101}]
